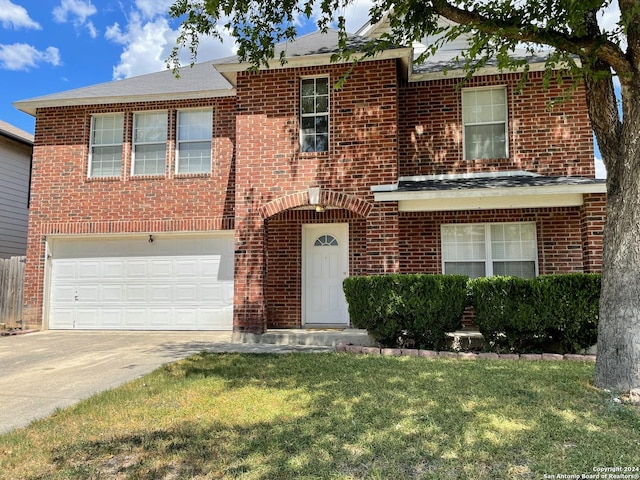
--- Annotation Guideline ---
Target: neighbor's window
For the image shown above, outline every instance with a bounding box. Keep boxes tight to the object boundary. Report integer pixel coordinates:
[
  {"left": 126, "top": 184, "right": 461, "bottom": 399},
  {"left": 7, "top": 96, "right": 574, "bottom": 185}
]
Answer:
[
  {"left": 462, "top": 87, "right": 508, "bottom": 159},
  {"left": 88, "top": 113, "right": 124, "bottom": 178},
  {"left": 132, "top": 111, "right": 167, "bottom": 176},
  {"left": 176, "top": 109, "right": 212, "bottom": 174},
  {"left": 441, "top": 223, "right": 537, "bottom": 278},
  {"left": 300, "top": 77, "right": 329, "bottom": 152}
]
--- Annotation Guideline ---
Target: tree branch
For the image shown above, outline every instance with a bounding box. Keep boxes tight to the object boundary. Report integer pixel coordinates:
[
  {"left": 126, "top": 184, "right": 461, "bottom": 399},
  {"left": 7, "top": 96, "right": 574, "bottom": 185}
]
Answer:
[{"left": 430, "top": 0, "right": 632, "bottom": 76}]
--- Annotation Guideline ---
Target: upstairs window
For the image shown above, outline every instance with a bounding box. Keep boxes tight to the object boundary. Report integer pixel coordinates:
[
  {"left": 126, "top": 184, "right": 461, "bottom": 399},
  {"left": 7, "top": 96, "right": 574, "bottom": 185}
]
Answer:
[
  {"left": 462, "top": 87, "right": 508, "bottom": 159},
  {"left": 132, "top": 111, "right": 167, "bottom": 176},
  {"left": 176, "top": 109, "right": 212, "bottom": 174},
  {"left": 300, "top": 77, "right": 329, "bottom": 152},
  {"left": 442, "top": 223, "right": 537, "bottom": 278},
  {"left": 88, "top": 114, "right": 123, "bottom": 177}
]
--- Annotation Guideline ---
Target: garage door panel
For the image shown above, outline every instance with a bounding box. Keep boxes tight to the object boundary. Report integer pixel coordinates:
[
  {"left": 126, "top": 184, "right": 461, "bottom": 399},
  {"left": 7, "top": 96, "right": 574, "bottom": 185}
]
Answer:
[
  {"left": 49, "top": 233, "right": 234, "bottom": 330},
  {"left": 149, "top": 285, "right": 173, "bottom": 303},
  {"left": 103, "top": 261, "right": 125, "bottom": 278},
  {"left": 175, "top": 284, "right": 198, "bottom": 302},
  {"left": 102, "top": 285, "right": 124, "bottom": 302},
  {"left": 125, "top": 285, "right": 147, "bottom": 302},
  {"left": 123, "top": 308, "right": 147, "bottom": 327},
  {"left": 150, "top": 260, "right": 172, "bottom": 277},
  {"left": 101, "top": 310, "right": 123, "bottom": 328},
  {"left": 127, "top": 261, "right": 148, "bottom": 278},
  {"left": 150, "top": 309, "right": 172, "bottom": 328}
]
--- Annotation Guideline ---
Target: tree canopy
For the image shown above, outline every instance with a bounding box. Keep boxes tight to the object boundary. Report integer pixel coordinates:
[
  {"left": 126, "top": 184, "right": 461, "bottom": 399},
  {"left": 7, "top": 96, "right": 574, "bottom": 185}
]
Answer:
[{"left": 168, "top": 0, "right": 640, "bottom": 392}]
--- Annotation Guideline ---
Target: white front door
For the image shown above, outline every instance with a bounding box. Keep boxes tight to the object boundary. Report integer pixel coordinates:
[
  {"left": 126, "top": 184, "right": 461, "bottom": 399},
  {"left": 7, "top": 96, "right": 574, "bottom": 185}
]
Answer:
[{"left": 303, "top": 223, "right": 349, "bottom": 326}]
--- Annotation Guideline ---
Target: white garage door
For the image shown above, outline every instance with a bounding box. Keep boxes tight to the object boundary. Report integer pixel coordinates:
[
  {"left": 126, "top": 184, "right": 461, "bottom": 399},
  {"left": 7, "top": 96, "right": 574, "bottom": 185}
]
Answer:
[{"left": 48, "top": 234, "right": 234, "bottom": 330}]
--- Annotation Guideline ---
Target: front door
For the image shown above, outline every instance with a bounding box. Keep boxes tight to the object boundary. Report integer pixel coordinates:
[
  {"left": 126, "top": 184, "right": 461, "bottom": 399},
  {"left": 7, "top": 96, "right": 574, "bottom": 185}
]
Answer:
[{"left": 303, "top": 223, "right": 349, "bottom": 326}]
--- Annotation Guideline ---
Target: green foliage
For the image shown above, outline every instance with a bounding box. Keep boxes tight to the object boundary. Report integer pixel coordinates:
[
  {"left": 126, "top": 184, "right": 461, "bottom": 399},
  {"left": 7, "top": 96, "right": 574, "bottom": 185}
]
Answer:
[
  {"left": 343, "top": 274, "right": 468, "bottom": 349},
  {"left": 469, "top": 274, "right": 600, "bottom": 353},
  {"left": 534, "top": 274, "right": 601, "bottom": 353}
]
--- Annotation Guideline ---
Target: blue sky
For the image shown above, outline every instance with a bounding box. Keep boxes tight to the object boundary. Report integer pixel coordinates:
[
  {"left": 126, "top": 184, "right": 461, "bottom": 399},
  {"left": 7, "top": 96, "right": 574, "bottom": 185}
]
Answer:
[
  {"left": 0, "top": 0, "right": 371, "bottom": 135},
  {"left": 0, "top": 0, "right": 617, "bottom": 176}
]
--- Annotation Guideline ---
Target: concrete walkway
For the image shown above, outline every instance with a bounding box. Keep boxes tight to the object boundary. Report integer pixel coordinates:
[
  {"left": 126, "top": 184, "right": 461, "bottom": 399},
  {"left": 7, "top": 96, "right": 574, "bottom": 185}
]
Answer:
[{"left": 0, "top": 331, "right": 332, "bottom": 434}]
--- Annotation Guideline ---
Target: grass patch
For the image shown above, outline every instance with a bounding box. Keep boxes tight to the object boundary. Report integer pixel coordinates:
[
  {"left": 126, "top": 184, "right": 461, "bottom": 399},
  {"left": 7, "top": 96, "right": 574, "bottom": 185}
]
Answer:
[{"left": 1, "top": 353, "right": 638, "bottom": 479}]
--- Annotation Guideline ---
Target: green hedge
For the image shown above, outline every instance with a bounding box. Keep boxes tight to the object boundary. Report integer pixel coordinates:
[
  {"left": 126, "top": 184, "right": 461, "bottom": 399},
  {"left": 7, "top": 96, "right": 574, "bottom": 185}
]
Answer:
[
  {"left": 469, "top": 274, "right": 600, "bottom": 353},
  {"left": 344, "top": 273, "right": 600, "bottom": 354},
  {"left": 342, "top": 274, "right": 468, "bottom": 349}
]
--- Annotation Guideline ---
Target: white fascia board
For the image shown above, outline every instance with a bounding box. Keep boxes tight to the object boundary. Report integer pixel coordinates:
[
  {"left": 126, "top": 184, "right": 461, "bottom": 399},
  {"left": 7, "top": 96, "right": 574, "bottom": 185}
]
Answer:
[
  {"left": 14, "top": 89, "right": 237, "bottom": 116},
  {"left": 215, "top": 48, "right": 414, "bottom": 86},
  {"left": 374, "top": 182, "right": 606, "bottom": 203},
  {"left": 398, "top": 193, "right": 586, "bottom": 212}
]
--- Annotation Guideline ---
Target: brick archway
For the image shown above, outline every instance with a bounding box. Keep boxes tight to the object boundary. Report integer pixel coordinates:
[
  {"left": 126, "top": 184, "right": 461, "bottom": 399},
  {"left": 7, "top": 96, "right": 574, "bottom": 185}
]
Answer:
[{"left": 257, "top": 188, "right": 373, "bottom": 219}]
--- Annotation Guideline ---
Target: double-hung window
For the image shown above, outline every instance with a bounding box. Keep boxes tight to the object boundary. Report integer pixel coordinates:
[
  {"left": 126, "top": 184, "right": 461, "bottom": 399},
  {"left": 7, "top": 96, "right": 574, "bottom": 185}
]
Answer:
[
  {"left": 442, "top": 223, "right": 537, "bottom": 278},
  {"left": 132, "top": 111, "right": 167, "bottom": 176},
  {"left": 462, "top": 87, "right": 508, "bottom": 159},
  {"left": 176, "top": 109, "right": 212, "bottom": 174},
  {"left": 88, "top": 114, "right": 123, "bottom": 177},
  {"left": 300, "top": 77, "right": 329, "bottom": 152}
]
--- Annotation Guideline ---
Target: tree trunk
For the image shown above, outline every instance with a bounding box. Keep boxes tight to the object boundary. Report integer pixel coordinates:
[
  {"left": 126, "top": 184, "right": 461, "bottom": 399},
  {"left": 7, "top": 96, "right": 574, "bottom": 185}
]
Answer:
[{"left": 594, "top": 78, "right": 640, "bottom": 392}]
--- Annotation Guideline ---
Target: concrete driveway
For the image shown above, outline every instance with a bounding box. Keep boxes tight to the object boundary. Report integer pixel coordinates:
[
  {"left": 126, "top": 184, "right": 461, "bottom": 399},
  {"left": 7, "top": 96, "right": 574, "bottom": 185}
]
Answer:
[{"left": 0, "top": 330, "right": 330, "bottom": 434}]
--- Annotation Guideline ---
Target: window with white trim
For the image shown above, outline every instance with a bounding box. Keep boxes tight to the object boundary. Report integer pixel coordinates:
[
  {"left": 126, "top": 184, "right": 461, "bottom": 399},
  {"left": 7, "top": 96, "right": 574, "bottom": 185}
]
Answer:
[
  {"left": 88, "top": 114, "right": 123, "bottom": 177},
  {"left": 132, "top": 111, "right": 167, "bottom": 176},
  {"left": 462, "top": 87, "right": 508, "bottom": 159},
  {"left": 300, "top": 77, "right": 329, "bottom": 152},
  {"left": 176, "top": 109, "right": 212, "bottom": 174},
  {"left": 441, "top": 223, "right": 537, "bottom": 278}
]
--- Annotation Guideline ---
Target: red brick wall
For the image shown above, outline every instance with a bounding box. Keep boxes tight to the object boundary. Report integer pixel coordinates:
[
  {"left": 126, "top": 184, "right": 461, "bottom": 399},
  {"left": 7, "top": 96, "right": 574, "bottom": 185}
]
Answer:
[
  {"left": 22, "top": 97, "right": 236, "bottom": 327},
  {"left": 399, "top": 71, "right": 595, "bottom": 177},
  {"left": 233, "top": 60, "right": 400, "bottom": 332},
  {"left": 399, "top": 208, "right": 589, "bottom": 275}
]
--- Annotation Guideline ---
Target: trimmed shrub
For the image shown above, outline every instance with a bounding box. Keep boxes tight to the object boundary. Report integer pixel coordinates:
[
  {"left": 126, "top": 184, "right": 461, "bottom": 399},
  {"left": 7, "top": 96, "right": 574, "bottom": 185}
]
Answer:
[
  {"left": 469, "top": 276, "right": 544, "bottom": 353},
  {"left": 469, "top": 274, "right": 600, "bottom": 354},
  {"left": 343, "top": 274, "right": 468, "bottom": 349},
  {"left": 533, "top": 274, "right": 600, "bottom": 353}
]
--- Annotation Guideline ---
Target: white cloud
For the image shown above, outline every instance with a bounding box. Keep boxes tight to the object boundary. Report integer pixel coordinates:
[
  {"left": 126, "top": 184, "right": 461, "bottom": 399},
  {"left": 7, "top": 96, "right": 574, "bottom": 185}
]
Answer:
[
  {"left": 0, "top": 43, "right": 60, "bottom": 70},
  {"left": 0, "top": 0, "right": 41, "bottom": 29},
  {"left": 53, "top": 0, "right": 97, "bottom": 36},
  {"left": 341, "top": 1, "right": 374, "bottom": 33},
  {"left": 106, "top": 9, "right": 234, "bottom": 79},
  {"left": 134, "top": 0, "right": 174, "bottom": 20}
]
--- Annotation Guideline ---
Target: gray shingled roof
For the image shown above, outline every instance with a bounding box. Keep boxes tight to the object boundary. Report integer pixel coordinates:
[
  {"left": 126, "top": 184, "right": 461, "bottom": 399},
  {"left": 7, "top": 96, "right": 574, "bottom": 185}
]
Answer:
[
  {"left": 396, "top": 175, "right": 605, "bottom": 192},
  {"left": 215, "top": 29, "right": 383, "bottom": 66},
  {"left": 413, "top": 49, "right": 551, "bottom": 75},
  {"left": 0, "top": 119, "right": 33, "bottom": 145},
  {"left": 14, "top": 61, "right": 234, "bottom": 115}
]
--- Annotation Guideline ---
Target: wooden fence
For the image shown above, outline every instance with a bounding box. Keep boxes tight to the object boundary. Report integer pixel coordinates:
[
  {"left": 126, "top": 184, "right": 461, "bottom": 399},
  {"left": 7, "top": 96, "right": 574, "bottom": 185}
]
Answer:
[{"left": 0, "top": 256, "right": 25, "bottom": 328}]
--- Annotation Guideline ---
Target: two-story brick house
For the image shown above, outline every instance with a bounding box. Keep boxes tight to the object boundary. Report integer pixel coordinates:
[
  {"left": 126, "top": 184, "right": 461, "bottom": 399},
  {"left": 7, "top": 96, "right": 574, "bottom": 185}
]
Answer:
[{"left": 14, "top": 22, "right": 606, "bottom": 335}]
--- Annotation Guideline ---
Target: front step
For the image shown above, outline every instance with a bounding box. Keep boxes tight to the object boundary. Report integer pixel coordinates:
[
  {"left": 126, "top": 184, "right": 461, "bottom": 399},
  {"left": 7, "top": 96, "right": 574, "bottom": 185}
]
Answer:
[
  {"left": 234, "top": 328, "right": 374, "bottom": 347},
  {"left": 234, "top": 328, "right": 485, "bottom": 350}
]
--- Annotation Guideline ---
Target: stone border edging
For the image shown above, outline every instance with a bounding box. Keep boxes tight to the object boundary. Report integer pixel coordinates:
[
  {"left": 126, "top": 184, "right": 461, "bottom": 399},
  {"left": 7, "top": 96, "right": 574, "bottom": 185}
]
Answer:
[{"left": 335, "top": 343, "right": 596, "bottom": 362}]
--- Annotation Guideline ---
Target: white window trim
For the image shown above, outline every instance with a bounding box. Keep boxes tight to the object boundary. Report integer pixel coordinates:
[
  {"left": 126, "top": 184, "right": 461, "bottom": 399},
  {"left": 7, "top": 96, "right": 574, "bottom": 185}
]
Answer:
[
  {"left": 441, "top": 222, "right": 538, "bottom": 277},
  {"left": 175, "top": 108, "right": 213, "bottom": 174},
  {"left": 462, "top": 86, "right": 509, "bottom": 160},
  {"left": 88, "top": 113, "right": 124, "bottom": 178},
  {"left": 300, "top": 76, "right": 330, "bottom": 153},
  {"left": 131, "top": 111, "right": 168, "bottom": 176}
]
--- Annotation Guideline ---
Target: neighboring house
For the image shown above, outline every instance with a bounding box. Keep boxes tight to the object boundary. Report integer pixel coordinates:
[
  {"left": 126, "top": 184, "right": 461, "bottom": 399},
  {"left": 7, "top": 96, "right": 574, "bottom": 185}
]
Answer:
[
  {"left": 13, "top": 20, "right": 606, "bottom": 334},
  {"left": 0, "top": 120, "right": 32, "bottom": 259}
]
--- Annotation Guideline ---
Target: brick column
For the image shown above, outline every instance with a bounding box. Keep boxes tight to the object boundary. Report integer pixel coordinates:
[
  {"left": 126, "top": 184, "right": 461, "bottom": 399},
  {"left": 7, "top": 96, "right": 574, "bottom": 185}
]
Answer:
[
  {"left": 366, "top": 202, "right": 400, "bottom": 275},
  {"left": 581, "top": 193, "right": 606, "bottom": 273},
  {"left": 233, "top": 212, "right": 267, "bottom": 334}
]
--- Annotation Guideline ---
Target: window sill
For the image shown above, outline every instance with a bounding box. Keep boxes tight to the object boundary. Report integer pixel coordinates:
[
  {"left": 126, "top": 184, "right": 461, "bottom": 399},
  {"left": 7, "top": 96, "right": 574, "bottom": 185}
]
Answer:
[
  {"left": 86, "top": 176, "right": 121, "bottom": 182},
  {"left": 130, "top": 174, "right": 166, "bottom": 180},
  {"left": 174, "top": 172, "right": 211, "bottom": 179}
]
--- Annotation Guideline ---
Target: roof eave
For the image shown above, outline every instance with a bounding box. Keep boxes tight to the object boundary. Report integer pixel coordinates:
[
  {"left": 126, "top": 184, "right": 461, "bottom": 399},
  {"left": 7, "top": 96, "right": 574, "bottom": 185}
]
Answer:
[
  {"left": 13, "top": 88, "right": 237, "bottom": 116},
  {"left": 374, "top": 182, "right": 607, "bottom": 202},
  {"left": 215, "top": 47, "right": 414, "bottom": 87}
]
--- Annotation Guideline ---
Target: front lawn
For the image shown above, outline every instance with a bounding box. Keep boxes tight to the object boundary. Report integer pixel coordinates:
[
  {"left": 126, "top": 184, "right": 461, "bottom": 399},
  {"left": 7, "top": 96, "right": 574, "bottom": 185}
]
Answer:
[{"left": 1, "top": 353, "right": 638, "bottom": 479}]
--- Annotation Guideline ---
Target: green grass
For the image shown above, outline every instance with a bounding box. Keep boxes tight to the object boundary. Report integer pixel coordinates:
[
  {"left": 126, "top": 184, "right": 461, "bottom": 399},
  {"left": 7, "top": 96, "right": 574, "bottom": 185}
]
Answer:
[{"left": 1, "top": 353, "right": 639, "bottom": 479}]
